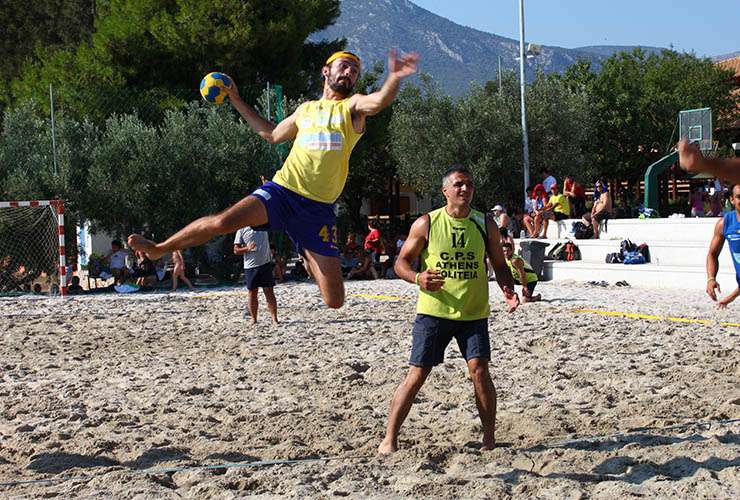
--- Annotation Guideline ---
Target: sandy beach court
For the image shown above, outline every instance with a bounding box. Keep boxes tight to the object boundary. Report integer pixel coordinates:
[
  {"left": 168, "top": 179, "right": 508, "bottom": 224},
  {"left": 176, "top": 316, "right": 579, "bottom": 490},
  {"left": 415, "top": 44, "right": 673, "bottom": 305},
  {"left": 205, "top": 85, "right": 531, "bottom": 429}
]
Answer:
[{"left": 1, "top": 280, "right": 738, "bottom": 498}]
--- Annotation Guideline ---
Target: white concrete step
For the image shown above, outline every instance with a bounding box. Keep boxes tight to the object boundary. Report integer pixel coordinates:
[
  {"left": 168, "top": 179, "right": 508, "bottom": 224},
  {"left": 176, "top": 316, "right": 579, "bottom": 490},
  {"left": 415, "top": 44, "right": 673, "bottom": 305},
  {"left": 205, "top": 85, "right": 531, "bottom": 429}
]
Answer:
[
  {"left": 542, "top": 260, "right": 737, "bottom": 290},
  {"left": 544, "top": 217, "right": 721, "bottom": 242},
  {"left": 517, "top": 238, "right": 735, "bottom": 269}
]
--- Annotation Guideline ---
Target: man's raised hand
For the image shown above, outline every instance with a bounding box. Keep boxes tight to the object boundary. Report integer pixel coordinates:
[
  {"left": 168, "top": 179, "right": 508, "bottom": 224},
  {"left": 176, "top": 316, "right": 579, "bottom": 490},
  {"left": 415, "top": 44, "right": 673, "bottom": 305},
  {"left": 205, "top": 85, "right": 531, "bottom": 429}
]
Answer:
[
  {"left": 677, "top": 139, "right": 705, "bottom": 175},
  {"left": 388, "top": 48, "right": 419, "bottom": 80}
]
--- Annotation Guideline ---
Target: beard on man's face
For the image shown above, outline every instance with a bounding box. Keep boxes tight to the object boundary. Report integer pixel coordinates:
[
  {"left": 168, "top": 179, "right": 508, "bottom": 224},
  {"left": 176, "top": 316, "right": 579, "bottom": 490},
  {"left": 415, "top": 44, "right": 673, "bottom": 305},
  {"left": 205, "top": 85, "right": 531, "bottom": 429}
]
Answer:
[{"left": 328, "top": 74, "right": 354, "bottom": 96}]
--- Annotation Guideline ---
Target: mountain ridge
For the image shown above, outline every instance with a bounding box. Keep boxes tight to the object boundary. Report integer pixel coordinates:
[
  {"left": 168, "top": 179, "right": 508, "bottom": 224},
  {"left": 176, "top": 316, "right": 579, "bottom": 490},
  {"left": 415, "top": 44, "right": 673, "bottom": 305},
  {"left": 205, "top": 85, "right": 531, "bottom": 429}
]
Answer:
[{"left": 311, "top": 0, "right": 727, "bottom": 95}]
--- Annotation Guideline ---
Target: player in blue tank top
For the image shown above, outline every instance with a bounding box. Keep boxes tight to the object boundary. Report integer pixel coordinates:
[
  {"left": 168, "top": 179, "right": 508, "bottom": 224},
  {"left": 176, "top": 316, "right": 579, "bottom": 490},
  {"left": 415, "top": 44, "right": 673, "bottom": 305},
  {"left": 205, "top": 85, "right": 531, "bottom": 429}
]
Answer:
[{"left": 706, "top": 184, "right": 740, "bottom": 308}]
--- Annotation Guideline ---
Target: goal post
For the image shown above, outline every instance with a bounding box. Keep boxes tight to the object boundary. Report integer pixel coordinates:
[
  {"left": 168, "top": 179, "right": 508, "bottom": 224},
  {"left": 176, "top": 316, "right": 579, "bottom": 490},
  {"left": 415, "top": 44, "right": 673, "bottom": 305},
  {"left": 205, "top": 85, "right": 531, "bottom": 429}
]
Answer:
[{"left": 0, "top": 199, "right": 67, "bottom": 297}]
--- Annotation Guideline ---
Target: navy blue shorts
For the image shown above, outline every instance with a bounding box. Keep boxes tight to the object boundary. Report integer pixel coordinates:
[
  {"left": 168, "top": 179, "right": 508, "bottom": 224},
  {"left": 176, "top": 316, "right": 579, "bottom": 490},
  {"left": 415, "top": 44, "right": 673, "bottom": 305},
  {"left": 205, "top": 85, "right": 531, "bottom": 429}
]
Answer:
[
  {"left": 244, "top": 262, "right": 275, "bottom": 290},
  {"left": 409, "top": 314, "right": 490, "bottom": 367},
  {"left": 251, "top": 181, "right": 339, "bottom": 257}
]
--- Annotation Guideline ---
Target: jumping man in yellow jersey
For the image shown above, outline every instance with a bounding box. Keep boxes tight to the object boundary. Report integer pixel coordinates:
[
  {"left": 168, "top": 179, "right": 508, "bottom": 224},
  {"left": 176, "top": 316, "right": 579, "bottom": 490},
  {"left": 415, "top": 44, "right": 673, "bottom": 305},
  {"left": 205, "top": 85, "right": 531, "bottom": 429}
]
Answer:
[
  {"left": 378, "top": 165, "right": 520, "bottom": 454},
  {"left": 128, "top": 49, "right": 419, "bottom": 308}
]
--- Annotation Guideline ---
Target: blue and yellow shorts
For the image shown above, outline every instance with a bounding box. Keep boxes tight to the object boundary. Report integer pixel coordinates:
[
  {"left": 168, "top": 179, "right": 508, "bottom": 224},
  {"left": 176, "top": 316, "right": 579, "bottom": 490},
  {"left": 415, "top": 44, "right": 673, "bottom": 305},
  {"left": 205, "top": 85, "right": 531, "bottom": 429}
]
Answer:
[{"left": 251, "top": 181, "right": 339, "bottom": 258}]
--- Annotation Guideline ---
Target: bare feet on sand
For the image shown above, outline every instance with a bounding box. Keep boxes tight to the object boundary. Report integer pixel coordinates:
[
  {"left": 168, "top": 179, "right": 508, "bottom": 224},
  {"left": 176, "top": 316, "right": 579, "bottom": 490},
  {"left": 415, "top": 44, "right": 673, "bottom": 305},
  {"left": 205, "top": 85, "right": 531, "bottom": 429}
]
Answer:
[
  {"left": 127, "top": 234, "right": 166, "bottom": 261},
  {"left": 377, "top": 438, "right": 397, "bottom": 455},
  {"left": 523, "top": 293, "right": 542, "bottom": 303},
  {"left": 480, "top": 435, "right": 496, "bottom": 451}
]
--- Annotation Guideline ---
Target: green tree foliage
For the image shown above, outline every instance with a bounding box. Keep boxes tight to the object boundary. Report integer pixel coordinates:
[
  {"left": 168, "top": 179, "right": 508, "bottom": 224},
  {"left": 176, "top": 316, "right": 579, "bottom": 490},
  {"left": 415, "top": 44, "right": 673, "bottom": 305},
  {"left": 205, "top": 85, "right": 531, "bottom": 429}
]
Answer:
[
  {"left": 0, "top": 0, "right": 95, "bottom": 103},
  {"left": 83, "top": 102, "right": 272, "bottom": 236},
  {"left": 0, "top": 102, "right": 70, "bottom": 200},
  {"left": 0, "top": 101, "right": 273, "bottom": 237},
  {"left": 10, "top": 0, "right": 343, "bottom": 120},
  {"left": 388, "top": 75, "right": 459, "bottom": 206},
  {"left": 390, "top": 71, "right": 595, "bottom": 209},
  {"left": 562, "top": 49, "right": 739, "bottom": 183}
]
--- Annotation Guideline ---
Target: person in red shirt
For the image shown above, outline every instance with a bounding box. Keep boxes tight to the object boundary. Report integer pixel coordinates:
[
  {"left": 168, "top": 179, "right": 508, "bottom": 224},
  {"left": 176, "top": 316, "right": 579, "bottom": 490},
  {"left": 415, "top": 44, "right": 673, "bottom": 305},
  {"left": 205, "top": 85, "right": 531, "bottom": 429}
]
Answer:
[
  {"left": 563, "top": 175, "right": 586, "bottom": 218},
  {"left": 364, "top": 220, "right": 383, "bottom": 263},
  {"left": 345, "top": 232, "right": 360, "bottom": 256}
]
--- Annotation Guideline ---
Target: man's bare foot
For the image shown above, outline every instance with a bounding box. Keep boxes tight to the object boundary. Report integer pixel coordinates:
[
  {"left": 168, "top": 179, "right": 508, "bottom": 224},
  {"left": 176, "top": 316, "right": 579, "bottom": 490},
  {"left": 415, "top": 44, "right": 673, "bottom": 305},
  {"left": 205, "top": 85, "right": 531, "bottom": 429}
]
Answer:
[
  {"left": 481, "top": 436, "right": 496, "bottom": 451},
  {"left": 523, "top": 293, "right": 541, "bottom": 303},
  {"left": 377, "top": 438, "right": 398, "bottom": 455},
  {"left": 127, "top": 234, "right": 166, "bottom": 261}
]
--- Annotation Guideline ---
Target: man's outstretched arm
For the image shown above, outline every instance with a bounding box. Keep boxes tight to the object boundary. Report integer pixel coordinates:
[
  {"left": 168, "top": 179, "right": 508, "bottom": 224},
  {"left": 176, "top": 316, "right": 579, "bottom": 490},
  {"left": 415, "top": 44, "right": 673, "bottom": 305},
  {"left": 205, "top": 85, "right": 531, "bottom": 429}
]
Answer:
[
  {"left": 225, "top": 84, "right": 298, "bottom": 144},
  {"left": 350, "top": 49, "right": 419, "bottom": 117},
  {"left": 679, "top": 140, "right": 740, "bottom": 184},
  {"left": 706, "top": 218, "right": 725, "bottom": 301}
]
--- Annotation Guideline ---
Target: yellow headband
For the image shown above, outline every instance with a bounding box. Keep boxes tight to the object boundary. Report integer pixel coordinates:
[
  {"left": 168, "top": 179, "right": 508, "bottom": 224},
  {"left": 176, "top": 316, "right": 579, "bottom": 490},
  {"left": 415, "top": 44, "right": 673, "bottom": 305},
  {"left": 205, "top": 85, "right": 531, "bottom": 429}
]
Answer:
[{"left": 325, "top": 51, "right": 361, "bottom": 67}]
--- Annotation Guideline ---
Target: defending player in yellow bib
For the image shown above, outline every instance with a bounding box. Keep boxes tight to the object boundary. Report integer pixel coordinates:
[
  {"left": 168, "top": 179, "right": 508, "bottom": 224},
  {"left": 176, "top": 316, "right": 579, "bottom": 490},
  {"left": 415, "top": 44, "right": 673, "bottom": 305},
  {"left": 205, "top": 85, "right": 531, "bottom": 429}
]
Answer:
[{"left": 417, "top": 207, "right": 490, "bottom": 320}]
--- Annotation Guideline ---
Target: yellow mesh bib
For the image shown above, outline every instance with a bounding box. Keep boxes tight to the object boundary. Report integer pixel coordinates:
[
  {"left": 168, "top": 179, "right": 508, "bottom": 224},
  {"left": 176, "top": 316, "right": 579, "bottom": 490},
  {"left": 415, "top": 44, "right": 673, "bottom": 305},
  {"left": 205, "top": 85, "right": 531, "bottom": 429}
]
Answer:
[
  {"left": 416, "top": 207, "right": 490, "bottom": 320},
  {"left": 507, "top": 253, "right": 538, "bottom": 283}
]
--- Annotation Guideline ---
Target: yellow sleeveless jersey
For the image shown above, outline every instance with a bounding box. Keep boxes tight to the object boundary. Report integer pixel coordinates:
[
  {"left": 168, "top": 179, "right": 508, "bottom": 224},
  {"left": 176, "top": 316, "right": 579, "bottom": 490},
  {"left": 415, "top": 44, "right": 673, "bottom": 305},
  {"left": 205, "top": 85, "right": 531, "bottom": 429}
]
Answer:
[
  {"left": 417, "top": 207, "right": 490, "bottom": 320},
  {"left": 507, "top": 253, "right": 538, "bottom": 283},
  {"left": 272, "top": 98, "right": 363, "bottom": 203}
]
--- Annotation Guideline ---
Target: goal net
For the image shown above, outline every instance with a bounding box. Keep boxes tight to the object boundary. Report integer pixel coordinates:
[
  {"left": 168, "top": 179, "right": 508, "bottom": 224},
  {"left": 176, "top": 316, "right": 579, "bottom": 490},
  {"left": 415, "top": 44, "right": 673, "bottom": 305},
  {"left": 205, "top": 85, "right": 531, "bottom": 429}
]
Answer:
[{"left": 0, "top": 200, "right": 67, "bottom": 296}]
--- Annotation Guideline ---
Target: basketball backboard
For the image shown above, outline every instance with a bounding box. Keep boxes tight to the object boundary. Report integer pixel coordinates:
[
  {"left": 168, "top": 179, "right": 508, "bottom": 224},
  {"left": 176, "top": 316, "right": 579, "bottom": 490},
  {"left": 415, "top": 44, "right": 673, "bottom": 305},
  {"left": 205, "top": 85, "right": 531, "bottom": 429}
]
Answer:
[{"left": 679, "top": 108, "right": 712, "bottom": 151}]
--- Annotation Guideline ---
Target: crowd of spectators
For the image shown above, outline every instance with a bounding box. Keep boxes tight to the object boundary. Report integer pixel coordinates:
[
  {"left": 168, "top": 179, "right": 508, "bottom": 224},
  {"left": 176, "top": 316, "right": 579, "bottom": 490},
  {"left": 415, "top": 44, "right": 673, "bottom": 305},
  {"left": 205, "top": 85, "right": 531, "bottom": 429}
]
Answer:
[
  {"left": 339, "top": 220, "right": 409, "bottom": 281},
  {"left": 499, "top": 170, "right": 612, "bottom": 240}
]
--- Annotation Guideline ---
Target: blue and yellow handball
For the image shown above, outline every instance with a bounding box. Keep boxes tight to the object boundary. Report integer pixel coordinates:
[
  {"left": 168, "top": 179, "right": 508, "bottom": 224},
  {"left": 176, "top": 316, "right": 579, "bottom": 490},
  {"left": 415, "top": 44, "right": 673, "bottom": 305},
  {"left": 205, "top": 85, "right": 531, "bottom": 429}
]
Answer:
[{"left": 199, "top": 72, "right": 233, "bottom": 104}]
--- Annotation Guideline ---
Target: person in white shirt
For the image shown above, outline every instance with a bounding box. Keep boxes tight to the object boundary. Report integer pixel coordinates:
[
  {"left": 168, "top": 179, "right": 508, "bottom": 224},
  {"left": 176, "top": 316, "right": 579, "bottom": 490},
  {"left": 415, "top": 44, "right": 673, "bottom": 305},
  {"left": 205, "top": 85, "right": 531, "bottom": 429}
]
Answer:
[
  {"left": 104, "top": 240, "right": 131, "bottom": 284},
  {"left": 542, "top": 168, "right": 557, "bottom": 193},
  {"left": 234, "top": 226, "right": 278, "bottom": 324}
]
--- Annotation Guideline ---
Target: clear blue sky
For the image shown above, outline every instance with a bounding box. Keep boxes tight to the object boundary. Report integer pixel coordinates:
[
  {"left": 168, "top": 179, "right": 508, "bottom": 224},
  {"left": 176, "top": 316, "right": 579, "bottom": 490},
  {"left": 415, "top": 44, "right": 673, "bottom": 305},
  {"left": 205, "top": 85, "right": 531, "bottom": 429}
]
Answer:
[{"left": 413, "top": 0, "right": 739, "bottom": 58}]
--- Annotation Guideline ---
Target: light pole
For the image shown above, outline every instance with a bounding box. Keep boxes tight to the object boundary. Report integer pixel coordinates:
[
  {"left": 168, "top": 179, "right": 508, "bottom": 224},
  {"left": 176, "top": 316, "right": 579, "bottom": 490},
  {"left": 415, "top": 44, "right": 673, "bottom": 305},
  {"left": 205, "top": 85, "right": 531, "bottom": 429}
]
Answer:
[{"left": 518, "top": 0, "right": 530, "bottom": 203}]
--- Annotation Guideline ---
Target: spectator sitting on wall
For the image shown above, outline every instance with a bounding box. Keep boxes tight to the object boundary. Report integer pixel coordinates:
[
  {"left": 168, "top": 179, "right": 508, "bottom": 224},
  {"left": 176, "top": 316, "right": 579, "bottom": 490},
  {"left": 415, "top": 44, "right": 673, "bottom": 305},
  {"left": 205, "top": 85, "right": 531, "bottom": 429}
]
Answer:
[
  {"left": 491, "top": 205, "right": 515, "bottom": 237},
  {"left": 563, "top": 176, "right": 586, "bottom": 218},
  {"left": 529, "top": 184, "right": 550, "bottom": 238},
  {"left": 341, "top": 245, "right": 360, "bottom": 276},
  {"left": 521, "top": 186, "right": 538, "bottom": 237},
  {"left": 689, "top": 185, "right": 705, "bottom": 217},
  {"left": 345, "top": 232, "right": 360, "bottom": 256},
  {"left": 540, "top": 184, "right": 571, "bottom": 238},
  {"left": 587, "top": 178, "right": 613, "bottom": 239},
  {"left": 709, "top": 180, "right": 724, "bottom": 217}
]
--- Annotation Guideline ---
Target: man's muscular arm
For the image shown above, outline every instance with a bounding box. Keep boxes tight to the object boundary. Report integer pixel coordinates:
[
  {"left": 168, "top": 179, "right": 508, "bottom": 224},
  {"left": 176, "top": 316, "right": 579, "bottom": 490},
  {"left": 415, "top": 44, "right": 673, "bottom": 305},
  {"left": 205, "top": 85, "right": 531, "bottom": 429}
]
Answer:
[
  {"left": 679, "top": 139, "right": 740, "bottom": 184},
  {"left": 350, "top": 49, "right": 418, "bottom": 118},
  {"left": 394, "top": 215, "right": 444, "bottom": 291},
  {"left": 706, "top": 218, "right": 725, "bottom": 301},
  {"left": 225, "top": 85, "right": 298, "bottom": 144}
]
